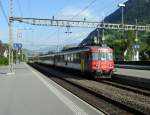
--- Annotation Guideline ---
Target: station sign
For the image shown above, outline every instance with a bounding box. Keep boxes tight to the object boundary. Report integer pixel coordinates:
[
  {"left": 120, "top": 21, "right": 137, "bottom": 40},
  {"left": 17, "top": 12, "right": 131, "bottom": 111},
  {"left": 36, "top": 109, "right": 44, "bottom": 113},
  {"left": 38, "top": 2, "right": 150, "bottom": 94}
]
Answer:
[
  {"left": 13, "top": 43, "right": 23, "bottom": 49},
  {"left": 132, "top": 44, "right": 140, "bottom": 49}
]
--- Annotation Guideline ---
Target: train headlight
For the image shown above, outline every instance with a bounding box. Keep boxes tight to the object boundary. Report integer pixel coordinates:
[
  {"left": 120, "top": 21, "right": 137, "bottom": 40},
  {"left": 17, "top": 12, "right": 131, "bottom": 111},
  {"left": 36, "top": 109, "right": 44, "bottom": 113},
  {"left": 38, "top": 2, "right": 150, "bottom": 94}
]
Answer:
[
  {"left": 109, "top": 64, "right": 113, "bottom": 67},
  {"left": 95, "top": 64, "right": 99, "bottom": 68}
]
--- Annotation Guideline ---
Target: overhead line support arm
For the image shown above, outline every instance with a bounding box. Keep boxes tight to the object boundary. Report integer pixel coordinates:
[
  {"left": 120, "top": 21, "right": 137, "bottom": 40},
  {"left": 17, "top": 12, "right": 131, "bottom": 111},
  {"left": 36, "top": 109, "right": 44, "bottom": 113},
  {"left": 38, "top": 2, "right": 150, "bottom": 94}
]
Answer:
[{"left": 10, "top": 17, "right": 150, "bottom": 32}]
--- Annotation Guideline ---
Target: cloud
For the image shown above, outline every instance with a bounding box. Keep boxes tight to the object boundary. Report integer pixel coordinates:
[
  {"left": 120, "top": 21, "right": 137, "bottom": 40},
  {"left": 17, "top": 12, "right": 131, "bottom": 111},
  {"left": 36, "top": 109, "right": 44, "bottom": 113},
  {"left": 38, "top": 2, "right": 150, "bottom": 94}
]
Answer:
[{"left": 57, "top": 6, "right": 101, "bottom": 21}]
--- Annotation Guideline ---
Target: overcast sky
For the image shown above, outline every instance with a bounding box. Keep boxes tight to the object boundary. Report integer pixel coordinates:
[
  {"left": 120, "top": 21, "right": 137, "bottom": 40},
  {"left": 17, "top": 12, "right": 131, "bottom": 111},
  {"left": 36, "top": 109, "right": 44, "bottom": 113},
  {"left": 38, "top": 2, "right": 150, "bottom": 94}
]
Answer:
[{"left": 0, "top": 0, "right": 127, "bottom": 50}]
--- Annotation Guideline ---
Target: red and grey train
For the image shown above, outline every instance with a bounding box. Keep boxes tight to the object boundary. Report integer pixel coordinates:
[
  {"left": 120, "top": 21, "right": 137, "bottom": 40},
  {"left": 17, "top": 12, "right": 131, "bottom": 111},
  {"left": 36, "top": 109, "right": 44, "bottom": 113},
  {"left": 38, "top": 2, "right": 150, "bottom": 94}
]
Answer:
[{"left": 36, "top": 46, "right": 115, "bottom": 79}]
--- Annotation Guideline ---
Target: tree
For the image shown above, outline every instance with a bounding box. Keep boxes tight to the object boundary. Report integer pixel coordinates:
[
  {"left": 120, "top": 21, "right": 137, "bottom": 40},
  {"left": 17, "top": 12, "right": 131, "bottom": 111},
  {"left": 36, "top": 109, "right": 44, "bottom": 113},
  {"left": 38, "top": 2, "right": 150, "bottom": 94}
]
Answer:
[
  {"left": 0, "top": 40, "right": 5, "bottom": 56},
  {"left": 105, "top": 30, "right": 137, "bottom": 61}
]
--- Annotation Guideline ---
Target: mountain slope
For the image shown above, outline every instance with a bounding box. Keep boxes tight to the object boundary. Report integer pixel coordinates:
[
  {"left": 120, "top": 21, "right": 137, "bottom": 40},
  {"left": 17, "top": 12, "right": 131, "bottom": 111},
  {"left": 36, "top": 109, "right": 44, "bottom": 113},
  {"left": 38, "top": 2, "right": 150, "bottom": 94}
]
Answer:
[{"left": 105, "top": 0, "right": 150, "bottom": 24}]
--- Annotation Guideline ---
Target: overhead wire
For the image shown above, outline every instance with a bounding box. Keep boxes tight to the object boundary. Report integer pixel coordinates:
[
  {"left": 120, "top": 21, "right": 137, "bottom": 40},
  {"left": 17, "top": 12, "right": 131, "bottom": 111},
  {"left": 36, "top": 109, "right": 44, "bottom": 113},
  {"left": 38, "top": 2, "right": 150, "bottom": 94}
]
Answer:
[
  {"left": 27, "top": 0, "right": 32, "bottom": 17},
  {"left": 40, "top": 0, "right": 98, "bottom": 50},
  {"left": 71, "top": 0, "right": 97, "bottom": 20},
  {"left": 17, "top": 0, "right": 23, "bottom": 17},
  {"left": 25, "top": 0, "right": 97, "bottom": 51},
  {"left": 53, "top": 0, "right": 69, "bottom": 17},
  {"left": 65, "top": 0, "right": 98, "bottom": 41},
  {"left": 47, "top": 0, "right": 69, "bottom": 45},
  {"left": 0, "top": 0, "right": 9, "bottom": 25}
]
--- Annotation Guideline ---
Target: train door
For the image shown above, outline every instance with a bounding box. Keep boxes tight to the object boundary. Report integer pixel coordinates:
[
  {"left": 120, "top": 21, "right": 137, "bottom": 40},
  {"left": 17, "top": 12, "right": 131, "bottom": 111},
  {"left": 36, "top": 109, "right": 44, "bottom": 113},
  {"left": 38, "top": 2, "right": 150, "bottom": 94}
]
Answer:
[
  {"left": 80, "top": 52, "right": 85, "bottom": 73},
  {"left": 84, "top": 52, "right": 89, "bottom": 71},
  {"left": 80, "top": 52, "right": 88, "bottom": 73},
  {"left": 54, "top": 55, "right": 56, "bottom": 65}
]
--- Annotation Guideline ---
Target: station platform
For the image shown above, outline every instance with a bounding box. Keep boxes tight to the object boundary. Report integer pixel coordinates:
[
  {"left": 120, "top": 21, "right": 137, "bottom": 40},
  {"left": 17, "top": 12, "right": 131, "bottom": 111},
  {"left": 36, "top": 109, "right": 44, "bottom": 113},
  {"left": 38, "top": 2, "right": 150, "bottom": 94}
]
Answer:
[
  {"left": 0, "top": 63, "right": 103, "bottom": 115},
  {"left": 115, "top": 68, "right": 150, "bottom": 79},
  {"left": 114, "top": 68, "right": 150, "bottom": 90}
]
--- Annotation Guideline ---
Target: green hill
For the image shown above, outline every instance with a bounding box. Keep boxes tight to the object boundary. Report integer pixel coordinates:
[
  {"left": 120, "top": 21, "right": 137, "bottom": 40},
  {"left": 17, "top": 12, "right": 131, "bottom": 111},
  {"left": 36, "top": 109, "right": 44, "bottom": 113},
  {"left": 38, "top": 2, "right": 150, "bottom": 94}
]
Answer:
[{"left": 105, "top": 0, "right": 150, "bottom": 24}]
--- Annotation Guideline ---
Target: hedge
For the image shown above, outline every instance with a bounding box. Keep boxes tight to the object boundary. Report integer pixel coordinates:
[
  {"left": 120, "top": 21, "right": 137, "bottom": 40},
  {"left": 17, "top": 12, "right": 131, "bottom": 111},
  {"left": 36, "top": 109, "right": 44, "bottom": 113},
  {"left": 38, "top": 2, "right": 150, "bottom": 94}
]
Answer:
[{"left": 0, "top": 56, "right": 8, "bottom": 65}]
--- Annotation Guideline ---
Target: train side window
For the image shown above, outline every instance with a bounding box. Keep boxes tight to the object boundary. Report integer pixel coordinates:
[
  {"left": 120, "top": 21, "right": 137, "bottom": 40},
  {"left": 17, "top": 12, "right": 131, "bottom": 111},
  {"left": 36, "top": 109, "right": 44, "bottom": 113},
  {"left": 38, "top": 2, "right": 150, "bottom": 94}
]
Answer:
[
  {"left": 65, "top": 55, "right": 67, "bottom": 61},
  {"left": 61, "top": 55, "right": 63, "bottom": 61},
  {"left": 59, "top": 55, "right": 61, "bottom": 61},
  {"left": 67, "top": 54, "right": 70, "bottom": 62},
  {"left": 73, "top": 53, "right": 77, "bottom": 62},
  {"left": 76, "top": 53, "right": 80, "bottom": 63},
  {"left": 71, "top": 54, "right": 73, "bottom": 62}
]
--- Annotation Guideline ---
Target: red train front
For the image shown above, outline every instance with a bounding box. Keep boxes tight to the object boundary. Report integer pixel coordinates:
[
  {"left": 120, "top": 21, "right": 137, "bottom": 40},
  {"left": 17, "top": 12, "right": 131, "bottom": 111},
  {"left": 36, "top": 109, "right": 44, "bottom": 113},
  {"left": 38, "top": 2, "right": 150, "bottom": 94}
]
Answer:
[{"left": 88, "top": 47, "right": 114, "bottom": 78}]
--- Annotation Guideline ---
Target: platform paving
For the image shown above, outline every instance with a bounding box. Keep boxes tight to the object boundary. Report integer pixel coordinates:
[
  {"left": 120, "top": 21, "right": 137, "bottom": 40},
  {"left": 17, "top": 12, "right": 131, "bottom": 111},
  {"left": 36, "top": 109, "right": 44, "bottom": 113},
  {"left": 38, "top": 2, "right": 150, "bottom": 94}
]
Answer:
[
  {"left": 115, "top": 68, "right": 150, "bottom": 79},
  {"left": 0, "top": 63, "right": 103, "bottom": 115}
]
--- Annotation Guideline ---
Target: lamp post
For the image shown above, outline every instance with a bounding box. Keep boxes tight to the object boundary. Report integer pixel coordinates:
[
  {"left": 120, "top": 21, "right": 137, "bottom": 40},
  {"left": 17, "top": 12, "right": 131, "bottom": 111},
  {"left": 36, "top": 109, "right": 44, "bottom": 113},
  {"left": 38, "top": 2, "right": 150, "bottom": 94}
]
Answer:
[
  {"left": 118, "top": 3, "right": 125, "bottom": 27},
  {"left": 118, "top": 3, "right": 126, "bottom": 60}
]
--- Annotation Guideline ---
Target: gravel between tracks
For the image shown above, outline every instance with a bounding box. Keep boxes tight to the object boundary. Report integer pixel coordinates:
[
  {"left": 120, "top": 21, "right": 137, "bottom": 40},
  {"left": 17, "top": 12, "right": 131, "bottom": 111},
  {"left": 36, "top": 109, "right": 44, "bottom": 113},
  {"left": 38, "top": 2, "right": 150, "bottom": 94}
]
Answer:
[{"left": 65, "top": 78, "right": 150, "bottom": 114}]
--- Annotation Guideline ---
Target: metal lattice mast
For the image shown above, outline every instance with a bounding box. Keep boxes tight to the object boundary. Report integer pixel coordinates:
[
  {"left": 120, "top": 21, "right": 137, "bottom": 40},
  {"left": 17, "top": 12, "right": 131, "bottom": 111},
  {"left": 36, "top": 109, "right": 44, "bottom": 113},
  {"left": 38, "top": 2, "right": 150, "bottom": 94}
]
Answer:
[{"left": 9, "top": 0, "right": 14, "bottom": 73}]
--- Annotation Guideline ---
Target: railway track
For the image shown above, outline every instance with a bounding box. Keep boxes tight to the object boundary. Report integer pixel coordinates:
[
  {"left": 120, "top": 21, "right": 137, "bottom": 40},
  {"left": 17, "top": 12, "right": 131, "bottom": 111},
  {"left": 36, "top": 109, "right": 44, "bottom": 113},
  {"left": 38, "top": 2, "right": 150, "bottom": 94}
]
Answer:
[
  {"left": 29, "top": 63, "right": 150, "bottom": 115},
  {"left": 112, "top": 74, "right": 150, "bottom": 91},
  {"left": 39, "top": 63, "right": 150, "bottom": 96},
  {"left": 99, "top": 80, "right": 150, "bottom": 97}
]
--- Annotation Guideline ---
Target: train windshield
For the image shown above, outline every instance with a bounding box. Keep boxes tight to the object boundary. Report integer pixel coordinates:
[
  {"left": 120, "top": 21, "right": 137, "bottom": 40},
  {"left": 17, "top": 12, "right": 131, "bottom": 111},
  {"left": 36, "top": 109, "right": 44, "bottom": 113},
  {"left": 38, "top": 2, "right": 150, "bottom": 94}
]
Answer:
[{"left": 92, "top": 52, "right": 113, "bottom": 60}]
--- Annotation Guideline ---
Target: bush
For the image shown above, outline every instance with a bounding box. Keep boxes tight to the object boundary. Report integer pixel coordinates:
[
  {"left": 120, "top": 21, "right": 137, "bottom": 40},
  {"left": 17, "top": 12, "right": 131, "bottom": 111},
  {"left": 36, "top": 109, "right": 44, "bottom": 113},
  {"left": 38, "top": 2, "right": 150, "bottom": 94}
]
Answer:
[{"left": 0, "top": 56, "right": 8, "bottom": 65}]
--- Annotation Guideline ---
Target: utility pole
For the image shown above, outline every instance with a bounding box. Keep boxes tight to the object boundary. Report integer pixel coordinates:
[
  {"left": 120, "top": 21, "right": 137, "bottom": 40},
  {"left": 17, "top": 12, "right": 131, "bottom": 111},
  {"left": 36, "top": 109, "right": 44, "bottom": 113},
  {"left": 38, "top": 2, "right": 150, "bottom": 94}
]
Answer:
[
  {"left": 8, "top": 0, "right": 14, "bottom": 74},
  {"left": 102, "top": 28, "right": 105, "bottom": 44},
  {"left": 21, "top": 50, "right": 23, "bottom": 62},
  {"left": 102, "top": 18, "right": 105, "bottom": 45},
  {"left": 97, "top": 28, "right": 99, "bottom": 45}
]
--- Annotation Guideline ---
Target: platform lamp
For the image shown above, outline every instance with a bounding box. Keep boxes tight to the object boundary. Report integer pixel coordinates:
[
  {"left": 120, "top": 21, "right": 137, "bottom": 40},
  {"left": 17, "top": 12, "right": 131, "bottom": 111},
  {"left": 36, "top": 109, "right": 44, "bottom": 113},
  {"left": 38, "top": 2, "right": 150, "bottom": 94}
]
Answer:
[{"left": 118, "top": 3, "right": 125, "bottom": 27}]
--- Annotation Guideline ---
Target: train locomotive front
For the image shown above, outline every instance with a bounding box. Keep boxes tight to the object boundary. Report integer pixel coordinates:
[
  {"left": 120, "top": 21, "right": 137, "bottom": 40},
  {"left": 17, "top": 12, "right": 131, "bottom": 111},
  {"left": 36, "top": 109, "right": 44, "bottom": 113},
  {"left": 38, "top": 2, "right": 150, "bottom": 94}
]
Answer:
[{"left": 88, "top": 47, "right": 114, "bottom": 78}]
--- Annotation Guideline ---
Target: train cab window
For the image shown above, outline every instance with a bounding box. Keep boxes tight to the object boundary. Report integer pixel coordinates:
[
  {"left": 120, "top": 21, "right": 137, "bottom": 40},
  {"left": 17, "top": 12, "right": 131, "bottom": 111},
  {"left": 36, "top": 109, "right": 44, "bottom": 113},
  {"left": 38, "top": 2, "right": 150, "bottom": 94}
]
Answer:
[
  {"left": 107, "top": 52, "right": 113, "bottom": 60},
  {"left": 100, "top": 52, "right": 113, "bottom": 60},
  {"left": 92, "top": 53, "right": 99, "bottom": 60},
  {"left": 91, "top": 52, "right": 113, "bottom": 60}
]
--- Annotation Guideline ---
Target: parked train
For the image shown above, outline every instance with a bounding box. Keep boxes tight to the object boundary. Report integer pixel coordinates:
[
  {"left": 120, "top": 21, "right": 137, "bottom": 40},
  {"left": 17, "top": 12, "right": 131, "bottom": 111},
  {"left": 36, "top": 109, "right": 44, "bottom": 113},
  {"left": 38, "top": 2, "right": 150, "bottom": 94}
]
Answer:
[{"left": 34, "top": 46, "right": 115, "bottom": 79}]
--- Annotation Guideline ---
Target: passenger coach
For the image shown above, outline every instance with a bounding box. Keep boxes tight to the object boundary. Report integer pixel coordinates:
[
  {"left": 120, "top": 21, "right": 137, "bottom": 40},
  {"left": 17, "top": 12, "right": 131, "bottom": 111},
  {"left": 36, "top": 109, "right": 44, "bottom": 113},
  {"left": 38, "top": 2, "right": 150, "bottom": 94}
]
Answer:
[{"left": 37, "top": 46, "right": 114, "bottom": 79}]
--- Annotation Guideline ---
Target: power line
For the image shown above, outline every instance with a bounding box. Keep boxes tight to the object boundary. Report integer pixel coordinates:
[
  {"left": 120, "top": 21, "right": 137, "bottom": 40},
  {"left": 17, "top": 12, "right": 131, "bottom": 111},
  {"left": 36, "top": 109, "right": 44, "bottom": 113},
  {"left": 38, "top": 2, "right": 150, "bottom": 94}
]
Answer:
[
  {"left": 27, "top": 0, "right": 32, "bottom": 17},
  {"left": 17, "top": 0, "right": 23, "bottom": 17},
  {"left": 71, "top": 0, "right": 97, "bottom": 20},
  {"left": 0, "top": 0, "right": 9, "bottom": 25},
  {"left": 65, "top": 0, "right": 98, "bottom": 41},
  {"left": 53, "top": 0, "right": 69, "bottom": 17},
  {"left": 48, "top": 0, "right": 69, "bottom": 45}
]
